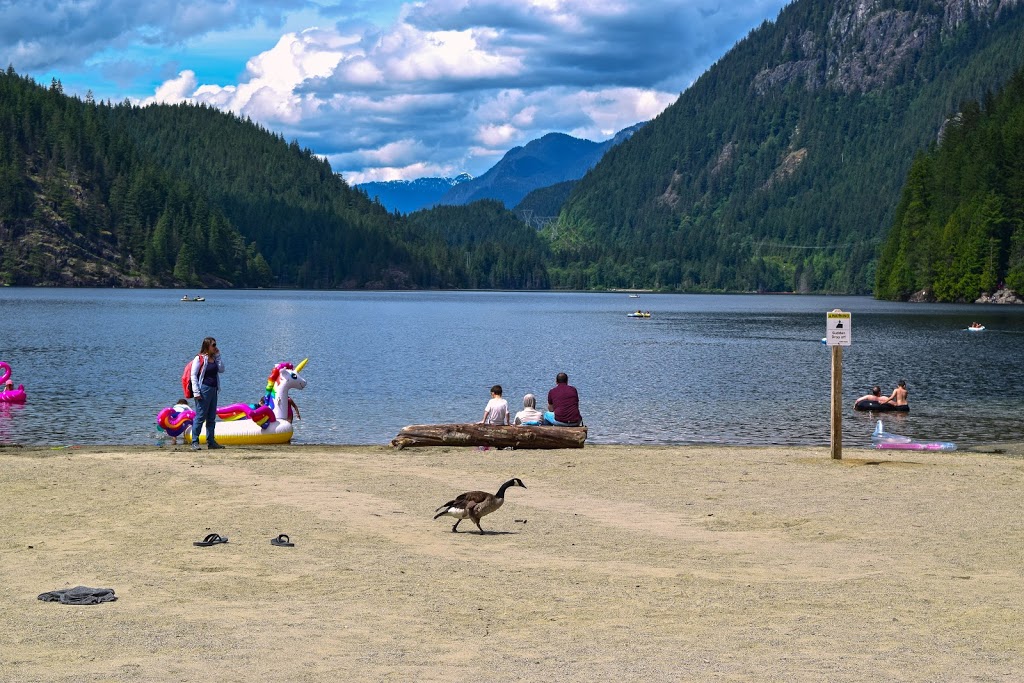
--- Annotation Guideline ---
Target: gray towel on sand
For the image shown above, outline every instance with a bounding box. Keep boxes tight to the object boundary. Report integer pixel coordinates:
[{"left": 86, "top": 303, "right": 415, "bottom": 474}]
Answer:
[{"left": 38, "top": 586, "right": 117, "bottom": 605}]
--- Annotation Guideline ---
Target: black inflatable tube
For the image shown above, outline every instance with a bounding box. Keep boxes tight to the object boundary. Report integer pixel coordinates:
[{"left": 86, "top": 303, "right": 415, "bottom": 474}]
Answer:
[{"left": 854, "top": 400, "right": 909, "bottom": 412}]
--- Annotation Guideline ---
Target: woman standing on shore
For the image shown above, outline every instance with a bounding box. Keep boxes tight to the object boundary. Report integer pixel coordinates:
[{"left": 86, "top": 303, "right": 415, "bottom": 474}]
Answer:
[{"left": 190, "top": 337, "right": 225, "bottom": 450}]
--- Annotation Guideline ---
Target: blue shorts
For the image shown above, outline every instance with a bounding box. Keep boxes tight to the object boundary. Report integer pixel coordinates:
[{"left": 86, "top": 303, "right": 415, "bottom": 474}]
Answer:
[{"left": 542, "top": 411, "right": 582, "bottom": 427}]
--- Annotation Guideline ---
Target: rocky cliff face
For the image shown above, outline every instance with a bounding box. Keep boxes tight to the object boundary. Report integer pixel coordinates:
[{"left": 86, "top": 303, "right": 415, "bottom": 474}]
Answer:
[
  {"left": 754, "top": 0, "right": 1021, "bottom": 96},
  {"left": 1, "top": 210, "right": 149, "bottom": 288}
]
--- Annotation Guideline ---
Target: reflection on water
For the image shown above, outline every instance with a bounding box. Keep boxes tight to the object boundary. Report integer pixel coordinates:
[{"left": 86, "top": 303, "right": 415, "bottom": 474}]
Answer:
[{"left": 1, "top": 289, "right": 1023, "bottom": 448}]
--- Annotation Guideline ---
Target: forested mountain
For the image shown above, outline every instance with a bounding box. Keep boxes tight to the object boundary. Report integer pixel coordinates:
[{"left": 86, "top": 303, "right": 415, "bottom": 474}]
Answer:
[
  {"left": 102, "top": 102, "right": 454, "bottom": 289},
  {"left": 0, "top": 68, "right": 271, "bottom": 287},
  {"left": 0, "top": 69, "right": 549, "bottom": 289},
  {"left": 358, "top": 124, "right": 642, "bottom": 217},
  {"left": 512, "top": 180, "right": 578, "bottom": 233},
  {"left": 356, "top": 174, "right": 472, "bottom": 214},
  {"left": 437, "top": 126, "right": 643, "bottom": 209},
  {"left": 405, "top": 200, "right": 551, "bottom": 289},
  {"left": 875, "top": 66, "right": 1024, "bottom": 302},
  {"left": 549, "top": 0, "right": 1024, "bottom": 294}
]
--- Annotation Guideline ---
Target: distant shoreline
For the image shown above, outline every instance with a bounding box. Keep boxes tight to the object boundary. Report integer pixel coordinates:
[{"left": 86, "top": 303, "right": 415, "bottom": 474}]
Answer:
[{"left": 3, "top": 439, "right": 1023, "bottom": 457}]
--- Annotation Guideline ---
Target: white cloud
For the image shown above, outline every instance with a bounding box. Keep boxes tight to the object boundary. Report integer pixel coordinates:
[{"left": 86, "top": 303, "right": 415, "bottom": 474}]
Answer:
[
  {"left": 146, "top": 70, "right": 198, "bottom": 104},
  {"left": 476, "top": 122, "right": 519, "bottom": 148},
  {"left": 568, "top": 87, "right": 678, "bottom": 137},
  {"left": 345, "top": 161, "right": 457, "bottom": 185},
  {"left": 146, "top": 28, "right": 348, "bottom": 125}
]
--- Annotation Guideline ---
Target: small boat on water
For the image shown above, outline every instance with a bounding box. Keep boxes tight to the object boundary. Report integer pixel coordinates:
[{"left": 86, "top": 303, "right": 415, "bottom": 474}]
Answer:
[
  {"left": 181, "top": 295, "right": 206, "bottom": 302},
  {"left": 627, "top": 311, "right": 651, "bottom": 318},
  {"left": 629, "top": 294, "right": 641, "bottom": 298},
  {"left": 967, "top": 323, "right": 985, "bottom": 332}
]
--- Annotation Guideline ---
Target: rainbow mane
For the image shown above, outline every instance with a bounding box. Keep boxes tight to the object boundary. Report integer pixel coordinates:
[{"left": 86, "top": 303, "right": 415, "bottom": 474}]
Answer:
[
  {"left": 156, "top": 406, "right": 195, "bottom": 437},
  {"left": 217, "top": 402, "right": 275, "bottom": 426},
  {"left": 214, "top": 362, "right": 297, "bottom": 428}
]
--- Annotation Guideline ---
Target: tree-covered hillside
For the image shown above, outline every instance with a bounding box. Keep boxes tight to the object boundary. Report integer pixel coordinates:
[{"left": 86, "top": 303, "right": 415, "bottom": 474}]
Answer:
[
  {"left": 103, "top": 101, "right": 457, "bottom": 289},
  {"left": 876, "top": 67, "right": 1024, "bottom": 301},
  {"left": 550, "top": 0, "right": 1024, "bottom": 294},
  {"left": 0, "top": 68, "right": 270, "bottom": 287},
  {"left": 406, "top": 200, "right": 550, "bottom": 289},
  {"left": 514, "top": 180, "right": 577, "bottom": 224},
  {"left": 0, "top": 69, "right": 553, "bottom": 289}
]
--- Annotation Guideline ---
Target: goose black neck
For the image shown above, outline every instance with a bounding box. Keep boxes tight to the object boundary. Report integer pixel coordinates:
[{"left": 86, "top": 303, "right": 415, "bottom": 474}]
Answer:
[{"left": 496, "top": 479, "right": 516, "bottom": 497}]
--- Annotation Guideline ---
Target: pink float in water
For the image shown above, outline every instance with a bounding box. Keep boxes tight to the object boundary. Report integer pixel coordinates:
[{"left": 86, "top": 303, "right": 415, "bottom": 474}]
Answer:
[
  {"left": 0, "top": 361, "right": 26, "bottom": 404},
  {"left": 871, "top": 420, "right": 956, "bottom": 451}
]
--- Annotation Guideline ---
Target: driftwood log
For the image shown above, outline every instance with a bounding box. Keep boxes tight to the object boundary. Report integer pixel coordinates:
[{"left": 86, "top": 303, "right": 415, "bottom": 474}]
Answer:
[{"left": 391, "top": 423, "right": 587, "bottom": 449}]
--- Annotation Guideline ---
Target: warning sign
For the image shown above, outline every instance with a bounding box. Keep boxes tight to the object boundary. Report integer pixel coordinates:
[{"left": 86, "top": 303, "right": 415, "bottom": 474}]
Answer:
[{"left": 826, "top": 310, "right": 851, "bottom": 346}]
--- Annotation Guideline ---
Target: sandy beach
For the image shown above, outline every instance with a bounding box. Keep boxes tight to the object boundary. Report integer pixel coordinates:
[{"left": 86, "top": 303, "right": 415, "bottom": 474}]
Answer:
[{"left": 2, "top": 441, "right": 1023, "bottom": 682}]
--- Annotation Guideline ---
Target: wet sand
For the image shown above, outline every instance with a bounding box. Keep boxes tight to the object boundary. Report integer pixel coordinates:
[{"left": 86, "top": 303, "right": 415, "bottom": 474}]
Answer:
[{"left": 1, "top": 442, "right": 1022, "bottom": 682}]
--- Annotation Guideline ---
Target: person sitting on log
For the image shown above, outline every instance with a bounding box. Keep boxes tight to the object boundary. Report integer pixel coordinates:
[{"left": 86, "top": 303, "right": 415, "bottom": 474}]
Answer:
[
  {"left": 543, "top": 372, "right": 583, "bottom": 427},
  {"left": 514, "top": 393, "right": 544, "bottom": 425},
  {"left": 481, "top": 384, "right": 510, "bottom": 425}
]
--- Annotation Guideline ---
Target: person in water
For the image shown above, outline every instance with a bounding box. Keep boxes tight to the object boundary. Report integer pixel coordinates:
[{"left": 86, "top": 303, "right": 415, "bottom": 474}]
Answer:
[
  {"left": 854, "top": 386, "right": 890, "bottom": 409},
  {"left": 886, "top": 379, "right": 909, "bottom": 408}
]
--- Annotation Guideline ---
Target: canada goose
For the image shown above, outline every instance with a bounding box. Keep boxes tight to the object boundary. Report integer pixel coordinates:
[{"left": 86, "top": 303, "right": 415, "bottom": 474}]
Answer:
[{"left": 433, "top": 478, "right": 527, "bottom": 534}]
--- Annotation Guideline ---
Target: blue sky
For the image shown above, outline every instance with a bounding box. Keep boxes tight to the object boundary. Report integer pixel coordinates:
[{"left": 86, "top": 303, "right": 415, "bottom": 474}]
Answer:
[{"left": 1, "top": 0, "right": 790, "bottom": 183}]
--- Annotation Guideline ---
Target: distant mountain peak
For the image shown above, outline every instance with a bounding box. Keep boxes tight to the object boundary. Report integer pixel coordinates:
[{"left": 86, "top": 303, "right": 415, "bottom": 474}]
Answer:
[
  {"left": 355, "top": 173, "right": 472, "bottom": 213},
  {"left": 433, "top": 123, "right": 646, "bottom": 209},
  {"left": 354, "top": 124, "right": 646, "bottom": 214}
]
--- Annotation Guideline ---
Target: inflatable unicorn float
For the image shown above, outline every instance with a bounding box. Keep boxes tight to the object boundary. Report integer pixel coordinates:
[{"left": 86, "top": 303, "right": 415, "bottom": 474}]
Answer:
[
  {"left": 157, "top": 358, "right": 308, "bottom": 446},
  {"left": 1, "top": 361, "right": 27, "bottom": 403}
]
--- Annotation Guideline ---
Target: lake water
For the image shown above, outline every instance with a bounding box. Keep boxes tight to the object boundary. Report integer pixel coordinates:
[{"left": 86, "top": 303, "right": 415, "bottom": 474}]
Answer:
[{"left": 2, "top": 289, "right": 1023, "bottom": 449}]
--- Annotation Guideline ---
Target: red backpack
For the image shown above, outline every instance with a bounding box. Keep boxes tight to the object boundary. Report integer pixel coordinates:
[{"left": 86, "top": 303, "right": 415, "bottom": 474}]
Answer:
[{"left": 181, "top": 356, "right": 204, "bottom": 399}]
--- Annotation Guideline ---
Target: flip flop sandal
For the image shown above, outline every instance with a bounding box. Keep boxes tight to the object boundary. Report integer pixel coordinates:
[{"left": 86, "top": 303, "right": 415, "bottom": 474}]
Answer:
[
  {"left": 193, "top": 533, "right": 228, "bottom": 547},
  {"left": 270, "top": 534, "right": 294, "bottom": 547}
]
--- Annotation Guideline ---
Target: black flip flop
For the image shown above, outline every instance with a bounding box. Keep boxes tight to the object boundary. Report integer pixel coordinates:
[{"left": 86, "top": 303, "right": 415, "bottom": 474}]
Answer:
[
  {"left": 193, "top": 533, "right": 228, "bottom": 547},
  {"left": 270, "top": 534, "right": 294, "bottom": 547}
]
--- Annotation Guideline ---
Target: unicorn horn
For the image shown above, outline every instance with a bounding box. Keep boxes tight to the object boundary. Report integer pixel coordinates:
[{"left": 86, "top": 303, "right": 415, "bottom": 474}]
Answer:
[{"left": 295, "top": 358, "right": 309, "bottom": 372}]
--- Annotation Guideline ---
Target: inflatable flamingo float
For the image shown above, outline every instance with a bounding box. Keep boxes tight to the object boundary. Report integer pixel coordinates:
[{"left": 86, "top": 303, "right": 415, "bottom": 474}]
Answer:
[
  {"left": 158, "top": 359, "right": 308, "bottom": 446},
  {"left": 0, "top": 361, "right": 27, "bottom": 403}
]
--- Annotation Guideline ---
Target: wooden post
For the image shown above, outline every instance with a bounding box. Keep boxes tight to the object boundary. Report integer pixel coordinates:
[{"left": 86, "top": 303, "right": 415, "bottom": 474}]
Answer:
[{"left": 830, "top": 345, "right": 843, "bottom": 459}]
